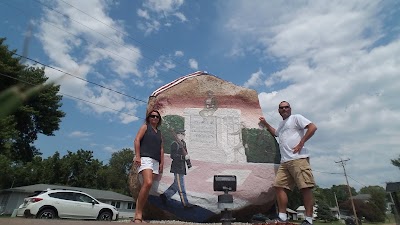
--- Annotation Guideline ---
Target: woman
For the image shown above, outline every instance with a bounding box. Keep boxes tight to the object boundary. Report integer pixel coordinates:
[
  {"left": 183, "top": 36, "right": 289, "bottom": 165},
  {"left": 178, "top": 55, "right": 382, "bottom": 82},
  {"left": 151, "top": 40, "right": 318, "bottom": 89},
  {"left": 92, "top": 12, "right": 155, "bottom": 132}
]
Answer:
[{"left": 132, "top": 110, "right": 164, "bottom": 223}]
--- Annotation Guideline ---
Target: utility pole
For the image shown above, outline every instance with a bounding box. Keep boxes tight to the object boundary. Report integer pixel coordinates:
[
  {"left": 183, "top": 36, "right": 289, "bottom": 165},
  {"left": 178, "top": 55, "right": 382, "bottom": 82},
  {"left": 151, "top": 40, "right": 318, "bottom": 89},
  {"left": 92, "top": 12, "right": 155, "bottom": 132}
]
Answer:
[
  {"left": 335, "top": 158, "right": 359, "bottom": 225},
  {"left": 334, "top": 192, "right": 341, "bottom": 219}
]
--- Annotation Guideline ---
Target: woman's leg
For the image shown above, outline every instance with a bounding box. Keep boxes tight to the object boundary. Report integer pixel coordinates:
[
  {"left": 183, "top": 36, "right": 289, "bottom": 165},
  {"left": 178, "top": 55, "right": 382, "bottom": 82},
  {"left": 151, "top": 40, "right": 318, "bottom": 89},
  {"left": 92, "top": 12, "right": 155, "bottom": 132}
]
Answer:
[{"left": 134, "top": 169, "right": 154, "bottom": 222}]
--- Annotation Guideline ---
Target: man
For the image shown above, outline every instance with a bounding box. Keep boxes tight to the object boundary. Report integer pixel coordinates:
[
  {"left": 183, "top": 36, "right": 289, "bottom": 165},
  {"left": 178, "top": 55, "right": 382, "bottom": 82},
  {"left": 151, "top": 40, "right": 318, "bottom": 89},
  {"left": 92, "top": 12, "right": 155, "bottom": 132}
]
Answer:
[
  {"left": 259, "top": 101, "right": 317, "bottom": 225},
  {"left": 160, "top": 129, "right": 193, "bottom": 209}
]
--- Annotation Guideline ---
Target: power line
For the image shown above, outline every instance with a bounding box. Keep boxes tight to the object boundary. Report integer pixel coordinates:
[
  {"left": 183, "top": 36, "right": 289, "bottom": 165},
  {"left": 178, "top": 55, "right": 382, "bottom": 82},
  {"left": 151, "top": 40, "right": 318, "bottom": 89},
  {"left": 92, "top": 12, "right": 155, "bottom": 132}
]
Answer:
[
  {"left": 30, "top": 0, "right": 191, "bottom": 77},
  {"left": 347, "top": 175, "right": 367, "bottom": 188},
  {"left": 0, "top": 0, "right": 154, "bottom": 71},
  {"left": 58, "top": 0, "right": 194, "bottom": 74},
  {"left": 313, "top": 170, "right": 343, "bottom": 175},
  {"left": 0, "top": 72, "right": 145, "bottom": 120},
  {"left": 10, "top": 51, "right": 148, "bottom": 104}
]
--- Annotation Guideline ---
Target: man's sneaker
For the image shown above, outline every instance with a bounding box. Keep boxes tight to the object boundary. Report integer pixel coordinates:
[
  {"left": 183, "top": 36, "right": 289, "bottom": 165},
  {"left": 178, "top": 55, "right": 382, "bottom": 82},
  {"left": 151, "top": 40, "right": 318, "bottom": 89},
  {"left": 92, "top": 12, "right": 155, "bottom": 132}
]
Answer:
[
  {"left": 274, "top": 218, "right": 288, "bottom": 224},
  {"left": 301, "top": 220, "right": 312, "bottom": 225}
]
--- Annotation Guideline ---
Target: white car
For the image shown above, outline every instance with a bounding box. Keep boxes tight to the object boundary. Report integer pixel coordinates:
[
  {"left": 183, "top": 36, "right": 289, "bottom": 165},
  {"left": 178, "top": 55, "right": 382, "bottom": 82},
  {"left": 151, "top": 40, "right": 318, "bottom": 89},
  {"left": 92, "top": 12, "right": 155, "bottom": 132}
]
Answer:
[{"left": 17, "top": 189, "right": 119, "bottom": 220}]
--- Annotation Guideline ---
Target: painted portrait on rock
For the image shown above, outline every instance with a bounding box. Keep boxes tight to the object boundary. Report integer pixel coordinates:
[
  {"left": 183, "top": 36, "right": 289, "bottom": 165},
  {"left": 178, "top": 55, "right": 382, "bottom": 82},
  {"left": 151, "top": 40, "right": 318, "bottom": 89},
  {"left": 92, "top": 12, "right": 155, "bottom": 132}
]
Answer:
[{"left": 132, "top": 71, "right": 280, "bottom": 222}]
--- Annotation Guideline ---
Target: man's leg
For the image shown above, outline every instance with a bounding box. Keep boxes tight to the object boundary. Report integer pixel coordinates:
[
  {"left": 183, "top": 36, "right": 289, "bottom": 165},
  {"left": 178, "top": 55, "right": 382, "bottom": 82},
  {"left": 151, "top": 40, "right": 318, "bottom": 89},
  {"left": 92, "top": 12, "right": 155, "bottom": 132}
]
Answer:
[
  {"left": 274, "top": 162, "right": 293, "bottom": 222},
  {"left": 276, "top": 187, "right": 288, "bottom": 214},
  {"left": 292, "top": 158, "right": 315, "bottom": 225},
  {"left": 301, "top": 187, "right": 314, "bottom": 217}
]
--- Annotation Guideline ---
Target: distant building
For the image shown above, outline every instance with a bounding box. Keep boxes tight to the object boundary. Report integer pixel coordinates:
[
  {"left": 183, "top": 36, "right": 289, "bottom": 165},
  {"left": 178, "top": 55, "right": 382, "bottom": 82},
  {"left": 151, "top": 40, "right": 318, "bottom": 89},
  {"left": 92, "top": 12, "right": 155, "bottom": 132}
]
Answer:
[
  {"left": 296, "top": 205, "right": 317, "bottom": 220},
  {"left": 329, "top": 206, "right": 340, "bottom": 219},
  {"left": 296, "top": 205, "right": 340, "bottom": 220},
  {"left": 286, "top": 208, "right": 298, "bottom": 220},
  {"left": 350, "top": 194, "right": 371, "bottom": 203},
  {"left": 0, "top": 184, "right": 135, "bottom": 218}
]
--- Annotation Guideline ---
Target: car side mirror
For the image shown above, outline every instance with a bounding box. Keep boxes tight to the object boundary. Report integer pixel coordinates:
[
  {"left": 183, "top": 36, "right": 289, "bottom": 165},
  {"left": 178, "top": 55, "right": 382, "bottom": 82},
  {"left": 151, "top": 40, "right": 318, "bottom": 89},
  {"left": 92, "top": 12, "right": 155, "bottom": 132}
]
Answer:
[{"left": 92, "top": 200, "right": 95, "bottom": 205}]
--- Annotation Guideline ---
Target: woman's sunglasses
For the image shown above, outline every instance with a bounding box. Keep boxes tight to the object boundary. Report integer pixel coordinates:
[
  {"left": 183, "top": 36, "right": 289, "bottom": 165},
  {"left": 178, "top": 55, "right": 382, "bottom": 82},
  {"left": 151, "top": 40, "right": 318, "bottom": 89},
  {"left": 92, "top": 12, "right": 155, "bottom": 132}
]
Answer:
[{"left": 149, "top": 115, "right": 160, "bottom": 119}]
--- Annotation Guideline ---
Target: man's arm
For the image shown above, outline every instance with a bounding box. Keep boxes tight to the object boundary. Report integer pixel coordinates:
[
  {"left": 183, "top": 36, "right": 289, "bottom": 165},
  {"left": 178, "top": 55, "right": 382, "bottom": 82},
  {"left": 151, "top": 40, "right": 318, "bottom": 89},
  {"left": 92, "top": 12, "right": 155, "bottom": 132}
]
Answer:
[
  {"left": 293, "top": 123, "right": 317, "bottom": 154},
  {"left": 259, "top": 116, "right": 277, "bottom": 137}
]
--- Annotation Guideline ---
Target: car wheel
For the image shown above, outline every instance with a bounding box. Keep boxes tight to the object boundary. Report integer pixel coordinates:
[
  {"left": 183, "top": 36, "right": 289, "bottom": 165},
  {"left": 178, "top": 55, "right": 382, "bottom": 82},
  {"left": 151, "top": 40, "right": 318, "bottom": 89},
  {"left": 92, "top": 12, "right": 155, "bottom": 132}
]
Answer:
[
  {"left": 37, "top": 208, "right": 57, "bottom": 219},
  {"left": 98, "top": 210, "right": 112, "bottom": 221}
]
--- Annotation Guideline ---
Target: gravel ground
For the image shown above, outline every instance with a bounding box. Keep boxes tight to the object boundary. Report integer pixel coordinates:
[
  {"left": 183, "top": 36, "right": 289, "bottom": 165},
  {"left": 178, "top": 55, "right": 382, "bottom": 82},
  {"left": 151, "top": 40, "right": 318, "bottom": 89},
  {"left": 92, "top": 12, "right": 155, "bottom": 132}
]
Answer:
[{"left": 116, "top": 219, "right": 253, "bottom": 224}]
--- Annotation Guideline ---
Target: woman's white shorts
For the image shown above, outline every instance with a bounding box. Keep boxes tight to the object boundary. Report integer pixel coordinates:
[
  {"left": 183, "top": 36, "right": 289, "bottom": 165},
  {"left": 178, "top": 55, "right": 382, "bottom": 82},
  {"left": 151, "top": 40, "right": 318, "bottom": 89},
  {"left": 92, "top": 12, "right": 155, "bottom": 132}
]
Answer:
[{"left": 138, "top": 157, "right": 160, "bottom": 174}]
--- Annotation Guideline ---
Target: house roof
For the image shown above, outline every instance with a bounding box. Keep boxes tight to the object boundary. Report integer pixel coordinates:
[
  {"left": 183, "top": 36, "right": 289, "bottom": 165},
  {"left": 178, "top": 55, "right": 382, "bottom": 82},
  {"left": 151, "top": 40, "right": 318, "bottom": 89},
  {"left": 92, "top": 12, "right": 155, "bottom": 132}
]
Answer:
[
  {"left": 2, "top": 184, "right": 133, "bottom": 202},
  {"left": 330, "top": 207, "right": 339, "bottom": 212},
  {"left": 286, "top": 208, "right": 297, "bottom": 214},
  {"left": 296, "top": 205, "right": 317, "bottom": 211},
  {"left": 351, "top": 194, "right": 371, "bottom": 200}
]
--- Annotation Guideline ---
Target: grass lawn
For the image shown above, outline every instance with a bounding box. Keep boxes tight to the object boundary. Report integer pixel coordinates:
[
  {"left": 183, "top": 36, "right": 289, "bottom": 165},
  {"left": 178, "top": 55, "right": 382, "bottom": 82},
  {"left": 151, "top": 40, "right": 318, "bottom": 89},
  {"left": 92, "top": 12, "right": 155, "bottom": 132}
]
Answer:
[{"left": 310, "top": 214, "right": 396, "bottom": 225}]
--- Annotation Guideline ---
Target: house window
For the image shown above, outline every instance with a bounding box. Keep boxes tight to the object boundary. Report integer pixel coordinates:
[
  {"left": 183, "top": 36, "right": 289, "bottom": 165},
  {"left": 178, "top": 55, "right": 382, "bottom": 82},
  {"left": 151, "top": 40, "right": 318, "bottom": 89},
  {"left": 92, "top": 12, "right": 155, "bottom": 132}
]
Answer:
[
  {"left": 127, "top": 202, "right": 136, "bottom": 209},
  {"left": 111, "top": 201, "right": 116, "bottom": 206},
  {"left": 116, "top": 202, "right": 120, "bottom": 209}
]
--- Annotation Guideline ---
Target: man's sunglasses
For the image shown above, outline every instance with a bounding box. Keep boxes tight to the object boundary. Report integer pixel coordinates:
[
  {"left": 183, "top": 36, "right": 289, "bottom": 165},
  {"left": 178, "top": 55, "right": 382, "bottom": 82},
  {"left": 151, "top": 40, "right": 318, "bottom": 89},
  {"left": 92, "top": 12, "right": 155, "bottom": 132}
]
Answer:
[
  {"left": 279, "top": 106, "right": 290, "bottom": 109},
  {"left": 149, "top": 115, "right": 160, "bottom": 119}
]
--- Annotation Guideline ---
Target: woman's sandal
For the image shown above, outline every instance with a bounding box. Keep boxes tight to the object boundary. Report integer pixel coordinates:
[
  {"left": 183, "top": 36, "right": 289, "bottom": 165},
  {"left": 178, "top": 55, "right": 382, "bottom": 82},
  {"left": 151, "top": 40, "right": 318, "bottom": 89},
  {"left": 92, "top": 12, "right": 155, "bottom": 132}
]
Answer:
[{"left": 131, "top": 218, "right": 142, "bottom": 223}]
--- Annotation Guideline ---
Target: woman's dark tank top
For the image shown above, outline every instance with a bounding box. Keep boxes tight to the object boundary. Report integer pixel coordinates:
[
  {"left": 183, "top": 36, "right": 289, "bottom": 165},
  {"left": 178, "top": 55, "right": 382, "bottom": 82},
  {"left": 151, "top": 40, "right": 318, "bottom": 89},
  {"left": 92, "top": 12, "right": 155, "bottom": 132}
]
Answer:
[{"left": 140, "top": 124, "right": 162, "bottom": 162}]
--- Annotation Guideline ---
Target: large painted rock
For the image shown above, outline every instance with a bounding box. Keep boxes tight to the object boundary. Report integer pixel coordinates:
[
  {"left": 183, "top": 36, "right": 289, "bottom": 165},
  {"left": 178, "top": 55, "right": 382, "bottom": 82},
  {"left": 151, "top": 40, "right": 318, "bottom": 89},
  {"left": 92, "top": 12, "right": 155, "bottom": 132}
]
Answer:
[{"left": 129, "top": 71, "right": 280, "bottom": 222}]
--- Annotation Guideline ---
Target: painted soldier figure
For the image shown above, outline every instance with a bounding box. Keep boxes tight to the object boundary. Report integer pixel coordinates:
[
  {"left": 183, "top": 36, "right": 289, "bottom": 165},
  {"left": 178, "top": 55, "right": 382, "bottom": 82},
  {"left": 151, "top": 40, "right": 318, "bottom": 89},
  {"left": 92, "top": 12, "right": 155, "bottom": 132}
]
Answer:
[{"left": 160, "top": 129, "right": 193, "bottom": 208}]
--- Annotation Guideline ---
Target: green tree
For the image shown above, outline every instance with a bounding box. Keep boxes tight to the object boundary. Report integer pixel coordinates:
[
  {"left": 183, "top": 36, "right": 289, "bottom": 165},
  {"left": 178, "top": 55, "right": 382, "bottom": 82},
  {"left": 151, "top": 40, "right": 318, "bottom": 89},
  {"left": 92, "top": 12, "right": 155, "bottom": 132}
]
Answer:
[
  {"left": 0, "top": 154, "right": 13, "bottom": 189},
  {"left": 392, "top": 155, "right": 400, "bottom": 169},
  {"left": 316, "top": 201, "right": 336, "bottom": 222},
  {"left": 105, "top": 148, "right": 134, "bottom": 195},
  {"left": 40, "top": 152, "right": 63, "bottom": 184},
  {"left": 331, "top": 184, "right": 357, "bottom": 204},
  {"left": 0, "top": 38, "right": 65, "bottom": 162},
  {"left": 340, "top": 199, "right": 385, "bottom": 222},
  {"left": 59, "top": 150, "right": 104, "bottom": 188},
  {"left": 10, "top": 156, "right": 45, "bottom": 187},
  {"left": 359, "top": 186, "right": 387, "bottom": 218},
  {"left": 0, "top": 115, "right": 17, "bottom": 158},
  {"left": 287, "top": 188, "right": 302, "bottom": 210}
]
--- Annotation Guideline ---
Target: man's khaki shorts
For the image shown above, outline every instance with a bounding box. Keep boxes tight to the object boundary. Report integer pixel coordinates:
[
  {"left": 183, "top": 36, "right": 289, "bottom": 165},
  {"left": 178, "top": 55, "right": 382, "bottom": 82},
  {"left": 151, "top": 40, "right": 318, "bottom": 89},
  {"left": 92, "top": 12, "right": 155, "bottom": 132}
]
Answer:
[{"left": 274, "top": 158, "right": 315, "bottom": 191}]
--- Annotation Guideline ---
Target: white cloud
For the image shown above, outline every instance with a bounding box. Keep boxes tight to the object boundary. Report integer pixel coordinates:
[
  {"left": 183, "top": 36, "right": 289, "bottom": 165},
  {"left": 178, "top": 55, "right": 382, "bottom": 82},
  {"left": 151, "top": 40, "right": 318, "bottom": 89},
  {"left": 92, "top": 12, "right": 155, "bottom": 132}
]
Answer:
[
  {"left": 137, "top": 0, "right": 186, "bottom": 35},
  {"left": 175, "top": 50, "right": 184, "bottom": 57},
  {"left": 103, "top": 146, "right": 118, "bottom": 153},
  {"left": 137, "top": 9, "right": 150, "bottom": 20},
  {"left": 244, "top": 68, "right": 265, "bottom": 88},
  {"left": 188, "top": 58, "right": 198, "bottom": 70},
  {"left": 174, "top": 12, "right": 187, "bottom": 22},
  {"left": 218, "top": 0, "right": 400, "bottom": 189},
  {"left": 68, "top": 131, "right": 92, "bottom": 138},
  {"left": 37, "top": 0, "right": 142, "bottom": 124}
]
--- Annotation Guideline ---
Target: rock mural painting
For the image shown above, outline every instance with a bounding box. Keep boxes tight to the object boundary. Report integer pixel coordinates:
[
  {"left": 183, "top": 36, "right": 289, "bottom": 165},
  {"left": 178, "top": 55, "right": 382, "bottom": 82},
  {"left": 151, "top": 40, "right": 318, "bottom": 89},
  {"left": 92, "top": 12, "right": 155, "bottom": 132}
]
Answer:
[{"left": 129, "top": 71, "right": 280, "bottom": 222}]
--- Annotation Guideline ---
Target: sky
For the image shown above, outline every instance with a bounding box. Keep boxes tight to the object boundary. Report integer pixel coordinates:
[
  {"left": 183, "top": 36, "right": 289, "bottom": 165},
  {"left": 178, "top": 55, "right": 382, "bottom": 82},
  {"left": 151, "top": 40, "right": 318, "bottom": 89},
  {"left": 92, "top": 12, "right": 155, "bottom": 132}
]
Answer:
[{"left": 1, "top": 0, "right": 399, "bottom": 191}]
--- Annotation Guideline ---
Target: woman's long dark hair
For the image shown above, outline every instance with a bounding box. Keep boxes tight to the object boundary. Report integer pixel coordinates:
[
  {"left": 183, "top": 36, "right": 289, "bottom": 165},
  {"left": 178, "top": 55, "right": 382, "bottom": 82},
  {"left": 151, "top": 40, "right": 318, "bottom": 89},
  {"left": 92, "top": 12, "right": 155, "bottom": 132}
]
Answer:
[{"left": 146, "top": 110, "right": 162, "bottom": 128}]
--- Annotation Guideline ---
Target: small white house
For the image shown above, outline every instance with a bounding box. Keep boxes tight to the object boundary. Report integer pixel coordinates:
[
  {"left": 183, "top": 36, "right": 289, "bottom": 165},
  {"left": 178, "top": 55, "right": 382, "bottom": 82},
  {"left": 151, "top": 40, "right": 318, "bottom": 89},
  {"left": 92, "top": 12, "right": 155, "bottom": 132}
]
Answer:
[
  {"left": 287, "top": 208, "right": 298, "bottom": 220},
  {"left": 296, "top": 205, "right": 317, "bottom": 220},
  {"left": 0, "top": 184, "right": 135, "bottom": 218}
]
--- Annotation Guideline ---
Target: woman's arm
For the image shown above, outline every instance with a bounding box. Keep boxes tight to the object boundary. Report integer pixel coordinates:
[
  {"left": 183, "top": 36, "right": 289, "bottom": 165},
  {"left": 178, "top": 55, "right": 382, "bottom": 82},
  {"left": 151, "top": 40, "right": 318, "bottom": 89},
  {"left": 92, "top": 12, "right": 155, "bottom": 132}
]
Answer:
[
  {"left": 133, "top": 124, "right": 147, "bottom": 165},
  {"left": 159, "top": 135, "right": 164, "bottom": 173}
]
